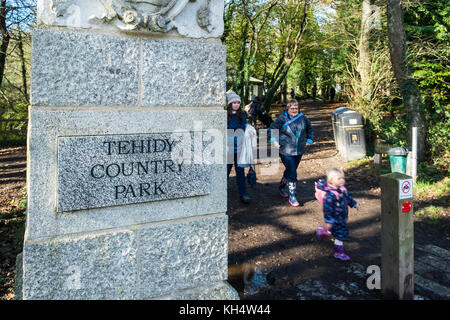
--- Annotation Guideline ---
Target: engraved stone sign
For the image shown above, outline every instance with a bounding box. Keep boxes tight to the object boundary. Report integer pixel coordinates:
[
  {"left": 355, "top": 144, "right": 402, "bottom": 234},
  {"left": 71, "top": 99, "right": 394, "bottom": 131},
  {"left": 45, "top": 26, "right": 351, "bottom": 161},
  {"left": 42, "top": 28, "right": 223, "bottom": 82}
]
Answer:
[{"left": 57, "top": 133, "right": 211, "bottom": 212}]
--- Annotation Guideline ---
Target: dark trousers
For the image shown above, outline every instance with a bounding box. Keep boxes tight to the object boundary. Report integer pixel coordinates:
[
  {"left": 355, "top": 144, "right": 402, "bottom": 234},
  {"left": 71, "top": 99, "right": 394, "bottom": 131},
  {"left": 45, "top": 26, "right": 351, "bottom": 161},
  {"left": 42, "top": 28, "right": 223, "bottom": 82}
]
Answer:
[
  {"left": 280, "top": 154, "right": 303, "bottom": 183},
  {"left": 227, "top": 153, "right": 247, "bottom": 196}
]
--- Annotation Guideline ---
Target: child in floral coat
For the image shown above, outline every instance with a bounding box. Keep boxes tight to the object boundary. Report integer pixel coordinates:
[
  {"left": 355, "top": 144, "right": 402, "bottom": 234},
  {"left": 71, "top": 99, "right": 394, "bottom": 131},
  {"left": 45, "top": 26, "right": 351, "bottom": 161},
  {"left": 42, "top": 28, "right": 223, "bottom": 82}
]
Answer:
[{"left": 315, "top": 167, "right": 360, "bottom": 261}]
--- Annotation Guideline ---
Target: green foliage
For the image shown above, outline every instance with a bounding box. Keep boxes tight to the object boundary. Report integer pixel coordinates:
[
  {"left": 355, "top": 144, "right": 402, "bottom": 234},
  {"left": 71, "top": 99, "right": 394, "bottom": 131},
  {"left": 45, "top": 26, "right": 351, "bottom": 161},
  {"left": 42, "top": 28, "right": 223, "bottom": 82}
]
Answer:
[
  {"left": 403, "top": 0, "right": 449, "bottom": 169},
  {"left": 224, "top": 0, "right": 313, "bottom": 106},
  {"left": 332, "top": 0, "right": 399, "bottom": 136},
  {"left": 286, "top": 22, "right": 322, "bottom": 98},
  {"left": 0, "top": 30, "right": 30, "bottom": 145},
  {"left": 378, "top": 116, "right": 408, "bottom": 147},
  {"left": 224, "top": 0, "right": 274, "bottom": 102},
  {"left": 18, "top": 197, "right": 27, "bottom": 211},
  {"left": 426, "top": 120, "right": 450, "bottom": 169},
  {"left": 417, "top": 162, "right": 448, "bottom": 185},
  {"left": 415, "top": 206, "right": 444, "bottom": 225}
]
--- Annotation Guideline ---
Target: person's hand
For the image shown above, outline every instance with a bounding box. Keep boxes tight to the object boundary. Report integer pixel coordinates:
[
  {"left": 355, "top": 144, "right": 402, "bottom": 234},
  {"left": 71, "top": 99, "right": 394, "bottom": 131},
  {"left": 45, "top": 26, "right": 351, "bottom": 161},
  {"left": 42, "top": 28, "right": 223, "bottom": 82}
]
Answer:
[
  {"left": 244, "top": 103, "right": 251, "bottom": 113},
  {"left": 273, "top": 141, "right": 280, "bottom": 150},
  {"left": 355, "top": 204, "right": 360, "bottom": 211},
  {"left": 306, "top": 142, "right": 311, "bottom": 146}
]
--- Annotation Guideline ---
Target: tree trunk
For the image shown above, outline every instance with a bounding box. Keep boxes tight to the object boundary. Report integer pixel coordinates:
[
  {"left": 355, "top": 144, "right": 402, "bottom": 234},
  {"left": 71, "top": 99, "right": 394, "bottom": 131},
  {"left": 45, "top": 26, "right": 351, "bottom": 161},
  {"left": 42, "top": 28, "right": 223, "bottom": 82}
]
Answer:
[
  {"left": 359, "top": 0, "right": 371, "bottom": 101},
  {"left": 386, "top": 0, "right": 426, "bottom": 160},
  {"left": 18, "top": 30, "right": 28, "bottom": 102},
  {"left": 0, "top": 0, "right": 10, "bottom": 89},
  {"left": 264, "top": 67, "right": 289, "bottom": 109},
  {"left": 235, "top": 21, "right": 249, "bottom": 98}
]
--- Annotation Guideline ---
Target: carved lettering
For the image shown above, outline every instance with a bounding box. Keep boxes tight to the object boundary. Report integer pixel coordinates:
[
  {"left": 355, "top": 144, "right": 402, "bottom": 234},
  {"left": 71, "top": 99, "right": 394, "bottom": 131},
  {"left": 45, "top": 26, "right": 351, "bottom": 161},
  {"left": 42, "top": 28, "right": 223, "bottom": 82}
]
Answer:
[
  {"left": 106, "top": 163, "right": 120, "bottom": 178},
  {"left": 154, "top": 181, "right": 165, "bottom": 195},
  {"left": 114, "top": 185, "right": 126, "bottom": 199},
  {"left": 90, "top": 160, "right": 183, "bottom": 179},
  {"left": 58, "top": 133, "right": 210, "bottom": 212},
  {"left": 91, "top": 164, "right": 105, "bottom": 179},
  {"left": 153, "top": 139, "right": 166, "bottom": 153},
  {"left": 118, "top": 141, "right": 130, "bottom": 154},
  {"left": 115, "top": 181, "right": 166, "bottom": 199},
  {"left": 102, "top": 138, "right": 178, "bottom": 155},
  {"left": 103, "top": 141, "right": 116, "bottom": 155}
]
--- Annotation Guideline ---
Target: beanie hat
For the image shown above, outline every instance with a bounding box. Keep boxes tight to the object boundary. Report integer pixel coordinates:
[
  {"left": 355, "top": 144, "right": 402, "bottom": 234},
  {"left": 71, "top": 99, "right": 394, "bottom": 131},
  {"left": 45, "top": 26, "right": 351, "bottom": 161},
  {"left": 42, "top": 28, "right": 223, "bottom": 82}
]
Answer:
[{"left": 227, "top": 91, "right": 241, "bottom": 105}]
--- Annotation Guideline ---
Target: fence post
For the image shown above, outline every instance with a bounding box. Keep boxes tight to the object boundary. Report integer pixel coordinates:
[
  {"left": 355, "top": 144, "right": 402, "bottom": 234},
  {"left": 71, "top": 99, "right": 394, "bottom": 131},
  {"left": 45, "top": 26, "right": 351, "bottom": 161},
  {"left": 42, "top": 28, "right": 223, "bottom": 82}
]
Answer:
[{"left": 380, "top": 172, "right": 414, "bottom": 300}]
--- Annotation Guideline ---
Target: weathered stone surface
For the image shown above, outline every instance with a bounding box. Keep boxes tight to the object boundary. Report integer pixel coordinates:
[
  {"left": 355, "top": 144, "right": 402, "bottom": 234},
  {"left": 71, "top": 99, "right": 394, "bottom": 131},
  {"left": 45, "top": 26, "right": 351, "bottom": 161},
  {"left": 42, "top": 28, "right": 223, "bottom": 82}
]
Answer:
[
  {"left": 141, "top": 39, "right": 226, "bottom": 107},
  {"left": 57, "top": 133, "right": 212, "bottom": 212},
  {"left": 20, "top": 215, "right": 229, "bottom": 300},
  {"left": 13, "top": 253, "right": 23, "bottom": 300},
  {"left": 154, "top": 281, "right": 240, "bottom": 300},
  {"left": 27, "top": 108, "right": 226, "bottom": 240},
  {"left": 37, "top": 0, "right": 224, "bottom": 38},
  {"left": 31, "top": 29, "right": 140, "bottom": 107},
  {"left": 138, "top": 215, "right": 228, "bottom": 298},
  {"left": 31, "top": 29, "right": 225, "bottom": 107},
  {"left": 22, "top": 229, "right": 139, "bottom": 300}
]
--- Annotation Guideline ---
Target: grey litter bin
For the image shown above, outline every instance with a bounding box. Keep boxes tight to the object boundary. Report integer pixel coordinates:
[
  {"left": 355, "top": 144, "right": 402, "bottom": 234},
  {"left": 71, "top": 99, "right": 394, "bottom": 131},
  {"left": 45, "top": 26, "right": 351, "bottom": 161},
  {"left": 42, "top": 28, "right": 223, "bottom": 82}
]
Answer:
[
  {"left": 337, "top": 110, "right": 367, "bottom": 161},
  {"left": 387, "top": 147, "right": 409, "bottom": 174},
  {"left": 331, "top": 107, "right": 349, "bottom": 152}
]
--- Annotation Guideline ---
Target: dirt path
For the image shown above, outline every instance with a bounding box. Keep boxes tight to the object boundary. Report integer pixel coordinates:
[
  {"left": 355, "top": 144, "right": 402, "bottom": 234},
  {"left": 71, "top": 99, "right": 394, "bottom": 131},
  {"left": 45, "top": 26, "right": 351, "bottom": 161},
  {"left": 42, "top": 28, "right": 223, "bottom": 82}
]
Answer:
[
  {"left": 0, "top": 146, "right": 26, "bottom": 300},
  {"left": 226, "top": 100, "right": 449, "bottom": 300}
]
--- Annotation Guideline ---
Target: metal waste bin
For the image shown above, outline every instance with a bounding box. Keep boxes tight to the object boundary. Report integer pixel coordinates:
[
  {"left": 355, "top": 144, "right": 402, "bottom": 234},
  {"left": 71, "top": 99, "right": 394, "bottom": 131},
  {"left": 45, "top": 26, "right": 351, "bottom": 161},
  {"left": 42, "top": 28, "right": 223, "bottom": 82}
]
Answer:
[
  {"left": 337, "top": 110, "right": 367, "bottom": 161},
  {"left": 331, "top": 107, "right": 349, "bottom": 152},
  {"left": 387, "top": 147, "right": 409, "bottom": 174}
]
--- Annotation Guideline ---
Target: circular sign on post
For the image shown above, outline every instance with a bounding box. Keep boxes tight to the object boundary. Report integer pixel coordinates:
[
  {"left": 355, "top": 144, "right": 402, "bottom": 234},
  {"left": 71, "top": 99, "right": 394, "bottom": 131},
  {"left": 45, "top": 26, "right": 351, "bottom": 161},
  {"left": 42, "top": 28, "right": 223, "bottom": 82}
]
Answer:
[{"left": 399, "top": 179, "right": 413, "bottom": 199}]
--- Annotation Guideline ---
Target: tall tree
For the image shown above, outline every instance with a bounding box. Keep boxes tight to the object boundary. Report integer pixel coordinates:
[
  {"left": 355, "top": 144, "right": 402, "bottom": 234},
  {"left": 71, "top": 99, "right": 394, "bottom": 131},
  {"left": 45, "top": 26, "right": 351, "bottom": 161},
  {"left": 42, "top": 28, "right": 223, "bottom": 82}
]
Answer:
[
  {"left": 263, "top": 0, "right": 309, "bottom": 111},
  {"left": 224, "top": 0, "right": 278, "bottom": 102},
  {"left": 0, "top": 0, "right": 11, "bottom": 88},
  {"left": 358, "top": 0, "right": 372, "bottom": 101},
  {"left": 386, "top": 0, "right": 426, "bottom": 160},
  {"left": 239, "top": 0, "right": 278, "bottom": 102},
  {"left": 0, "top": 0, "right": 34, "bottom": 94},
  {"left": 17, "top": 27, "right": 27, "bottom": 102}
]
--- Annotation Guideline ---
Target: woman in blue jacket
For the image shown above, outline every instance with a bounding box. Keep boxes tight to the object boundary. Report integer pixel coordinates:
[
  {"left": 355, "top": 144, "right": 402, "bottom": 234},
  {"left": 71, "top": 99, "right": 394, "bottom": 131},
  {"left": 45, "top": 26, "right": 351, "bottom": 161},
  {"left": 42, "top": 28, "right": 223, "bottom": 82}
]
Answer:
[
  {"left": 269, "top": 99, "right": 313, "bottom": 206},
  {"left": 227, "top": 91, "right": 251, "bottom": 204}
]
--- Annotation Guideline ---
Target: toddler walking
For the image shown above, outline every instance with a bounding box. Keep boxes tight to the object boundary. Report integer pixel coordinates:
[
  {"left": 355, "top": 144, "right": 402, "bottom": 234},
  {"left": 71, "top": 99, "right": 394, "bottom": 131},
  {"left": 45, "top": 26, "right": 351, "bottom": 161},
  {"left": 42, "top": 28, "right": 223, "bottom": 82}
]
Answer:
[{"left": 315, "top": 167, "right": 360, "bottom": 261}]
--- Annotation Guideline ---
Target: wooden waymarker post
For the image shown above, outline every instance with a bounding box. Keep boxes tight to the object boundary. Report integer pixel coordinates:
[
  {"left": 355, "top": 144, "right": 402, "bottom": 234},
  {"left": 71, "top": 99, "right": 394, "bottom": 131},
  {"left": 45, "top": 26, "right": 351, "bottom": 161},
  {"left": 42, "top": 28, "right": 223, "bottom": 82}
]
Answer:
[{"left": 380, "top": 172, "right": 414, "bottom": 300}]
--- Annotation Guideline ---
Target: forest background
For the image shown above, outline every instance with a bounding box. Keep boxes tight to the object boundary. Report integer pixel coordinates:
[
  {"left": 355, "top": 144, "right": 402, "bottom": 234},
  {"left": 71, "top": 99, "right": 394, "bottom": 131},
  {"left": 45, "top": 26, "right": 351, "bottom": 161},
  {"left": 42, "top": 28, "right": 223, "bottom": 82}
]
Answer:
[
  {"left": 0, "top": 0, "right": 448, "bottom": 172},
  {"left": 223, "top": 0, "right": 448, "bottom": 171}
]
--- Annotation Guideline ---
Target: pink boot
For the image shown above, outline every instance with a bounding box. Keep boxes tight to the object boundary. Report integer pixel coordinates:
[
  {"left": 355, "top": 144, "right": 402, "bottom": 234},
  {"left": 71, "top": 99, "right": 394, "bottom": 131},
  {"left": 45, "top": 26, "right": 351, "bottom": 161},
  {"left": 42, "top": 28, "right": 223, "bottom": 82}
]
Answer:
[
  {"left": 316, "top": 226, "right": 332, "bottom": 240},
  {"left": 333, "top": 244, "right": 351, "bottom": 261}
]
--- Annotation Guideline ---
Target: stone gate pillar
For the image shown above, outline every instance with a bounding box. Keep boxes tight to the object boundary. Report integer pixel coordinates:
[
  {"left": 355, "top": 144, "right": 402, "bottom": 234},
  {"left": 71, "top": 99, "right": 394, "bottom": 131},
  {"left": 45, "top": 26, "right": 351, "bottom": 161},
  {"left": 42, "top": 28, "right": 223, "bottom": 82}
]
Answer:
[{"left": 17, "top": 0, "right": 238, "bottom": 300}]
